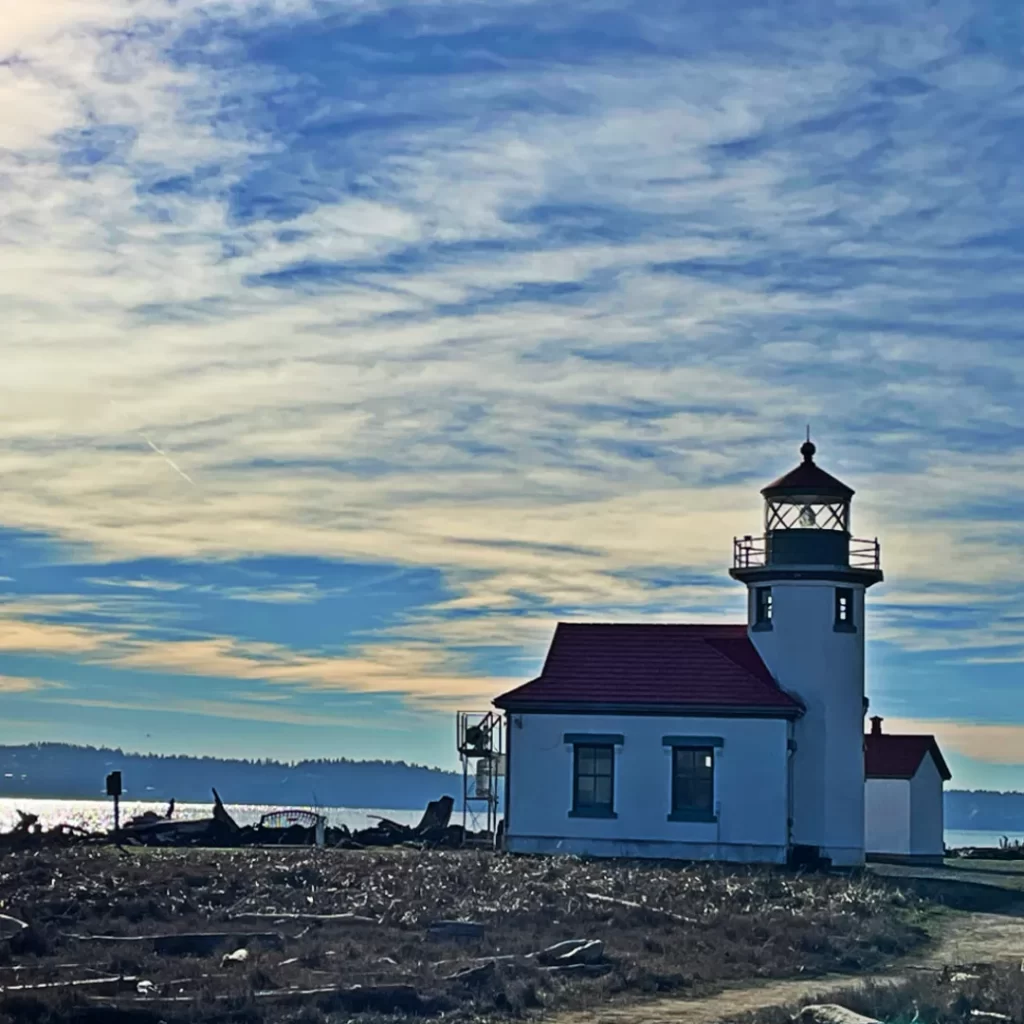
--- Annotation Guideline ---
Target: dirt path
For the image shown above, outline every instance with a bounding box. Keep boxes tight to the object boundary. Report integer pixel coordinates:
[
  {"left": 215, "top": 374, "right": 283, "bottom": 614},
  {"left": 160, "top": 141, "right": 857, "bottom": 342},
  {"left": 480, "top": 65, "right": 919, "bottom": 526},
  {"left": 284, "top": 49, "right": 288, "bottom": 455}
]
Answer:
[{"left": 555, "top": 904, "right": 1024, "bottom": 1024}]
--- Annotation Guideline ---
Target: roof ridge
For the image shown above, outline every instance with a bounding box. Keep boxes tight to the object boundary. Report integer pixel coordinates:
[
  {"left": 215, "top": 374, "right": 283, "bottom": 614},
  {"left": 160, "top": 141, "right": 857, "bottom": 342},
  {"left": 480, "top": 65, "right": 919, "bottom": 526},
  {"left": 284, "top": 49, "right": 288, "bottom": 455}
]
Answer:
[{"left": 554, "top": 621, "right": 747, "bottom": 630}]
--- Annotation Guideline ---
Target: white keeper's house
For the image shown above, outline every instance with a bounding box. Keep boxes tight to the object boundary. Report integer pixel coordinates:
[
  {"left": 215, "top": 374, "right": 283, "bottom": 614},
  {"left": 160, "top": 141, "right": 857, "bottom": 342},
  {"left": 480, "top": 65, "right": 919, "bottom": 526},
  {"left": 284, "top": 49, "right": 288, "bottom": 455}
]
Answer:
[{"left": 494, "top": 439, "right": 950, "bottom": 867}]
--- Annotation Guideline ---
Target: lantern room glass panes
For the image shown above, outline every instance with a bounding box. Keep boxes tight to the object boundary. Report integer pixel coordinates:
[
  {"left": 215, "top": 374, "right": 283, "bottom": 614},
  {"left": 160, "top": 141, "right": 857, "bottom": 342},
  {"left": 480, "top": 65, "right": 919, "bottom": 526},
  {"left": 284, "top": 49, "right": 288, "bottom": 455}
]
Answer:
[{"left": 765, "top": 497, "right": 849, "bottom": 532}]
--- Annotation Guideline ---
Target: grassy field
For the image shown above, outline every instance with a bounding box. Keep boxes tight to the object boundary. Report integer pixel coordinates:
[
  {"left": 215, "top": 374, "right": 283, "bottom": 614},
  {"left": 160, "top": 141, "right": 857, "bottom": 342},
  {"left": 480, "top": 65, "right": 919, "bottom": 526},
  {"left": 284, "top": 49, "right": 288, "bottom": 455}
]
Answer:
[{"left": 0, "top": 846, "right": 928, "bottom": 1023}]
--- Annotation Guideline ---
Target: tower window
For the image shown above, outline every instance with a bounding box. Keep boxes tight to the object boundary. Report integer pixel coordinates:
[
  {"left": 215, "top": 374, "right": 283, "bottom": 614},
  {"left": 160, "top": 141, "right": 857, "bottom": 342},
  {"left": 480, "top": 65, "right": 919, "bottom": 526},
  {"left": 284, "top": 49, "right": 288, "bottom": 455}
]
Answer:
[
  {"left": 835, "top": 587, "right": 855, "bottom": 630},
  {"left": 754, "top": 587, "right": 773, "bottom": 629}
]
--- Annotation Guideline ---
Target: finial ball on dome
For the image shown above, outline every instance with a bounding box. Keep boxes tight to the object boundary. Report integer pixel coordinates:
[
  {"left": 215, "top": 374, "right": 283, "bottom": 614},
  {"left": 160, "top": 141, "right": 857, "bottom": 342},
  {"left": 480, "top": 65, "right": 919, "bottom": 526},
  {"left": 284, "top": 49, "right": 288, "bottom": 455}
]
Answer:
[{"left": 800, "top": 439, "right": 816, "bottom": 462}]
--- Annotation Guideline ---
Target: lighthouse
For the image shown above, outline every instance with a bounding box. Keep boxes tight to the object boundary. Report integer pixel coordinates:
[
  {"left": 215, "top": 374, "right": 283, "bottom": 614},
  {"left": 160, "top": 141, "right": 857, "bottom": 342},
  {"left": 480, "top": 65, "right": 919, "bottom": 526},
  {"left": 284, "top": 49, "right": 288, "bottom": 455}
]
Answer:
[{"left": 730, "top": 438, "right": 882, "bottom": 867}]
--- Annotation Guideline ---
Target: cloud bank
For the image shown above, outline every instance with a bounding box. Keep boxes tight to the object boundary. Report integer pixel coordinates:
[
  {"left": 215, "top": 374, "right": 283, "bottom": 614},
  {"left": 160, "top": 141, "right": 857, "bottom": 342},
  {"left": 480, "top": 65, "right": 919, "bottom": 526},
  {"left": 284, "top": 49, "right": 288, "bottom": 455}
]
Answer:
[{"left": 3, "top": 0, "right": 1024, "bottom": 771}]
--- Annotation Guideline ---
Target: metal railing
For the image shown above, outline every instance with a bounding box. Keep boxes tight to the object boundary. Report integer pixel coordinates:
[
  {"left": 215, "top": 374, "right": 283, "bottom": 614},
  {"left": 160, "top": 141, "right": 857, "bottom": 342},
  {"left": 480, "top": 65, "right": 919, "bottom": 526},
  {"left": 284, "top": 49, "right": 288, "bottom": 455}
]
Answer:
[
  {"left": 849, "top": 537, "right": 882, "bottom": 570},
  {"left": 733, "top": 535, "right": 881, "bottom": 570}
]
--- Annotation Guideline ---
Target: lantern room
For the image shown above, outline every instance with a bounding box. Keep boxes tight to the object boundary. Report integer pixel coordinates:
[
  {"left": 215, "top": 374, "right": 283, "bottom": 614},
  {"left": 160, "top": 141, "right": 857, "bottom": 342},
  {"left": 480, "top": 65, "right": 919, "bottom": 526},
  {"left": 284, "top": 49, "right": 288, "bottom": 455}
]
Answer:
[{"left": 732, "top": 439, "right": 882, "bottom": 578}]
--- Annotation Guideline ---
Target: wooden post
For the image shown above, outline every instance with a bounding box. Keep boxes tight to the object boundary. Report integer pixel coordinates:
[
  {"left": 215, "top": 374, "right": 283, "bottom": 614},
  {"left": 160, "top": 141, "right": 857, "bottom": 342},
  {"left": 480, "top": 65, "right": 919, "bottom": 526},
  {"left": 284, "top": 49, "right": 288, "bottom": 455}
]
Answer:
[{"left": 106, "top": 771, "right": 122, "bottom": 836}]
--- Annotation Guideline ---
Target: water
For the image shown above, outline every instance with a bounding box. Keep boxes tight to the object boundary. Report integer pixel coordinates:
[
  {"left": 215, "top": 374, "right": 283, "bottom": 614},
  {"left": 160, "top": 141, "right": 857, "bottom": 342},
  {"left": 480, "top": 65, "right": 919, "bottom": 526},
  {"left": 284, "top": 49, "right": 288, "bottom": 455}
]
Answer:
[{"left": 0, "top": 797, "right": 425, "bottom": 834}]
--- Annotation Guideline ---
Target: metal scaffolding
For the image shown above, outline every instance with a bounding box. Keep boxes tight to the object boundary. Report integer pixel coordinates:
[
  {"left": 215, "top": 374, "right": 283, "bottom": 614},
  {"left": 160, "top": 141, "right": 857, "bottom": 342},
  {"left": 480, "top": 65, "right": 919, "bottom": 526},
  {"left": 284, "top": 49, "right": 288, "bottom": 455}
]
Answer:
[{"left": 456, "top": 710, "right": 505, "bottom": 839}]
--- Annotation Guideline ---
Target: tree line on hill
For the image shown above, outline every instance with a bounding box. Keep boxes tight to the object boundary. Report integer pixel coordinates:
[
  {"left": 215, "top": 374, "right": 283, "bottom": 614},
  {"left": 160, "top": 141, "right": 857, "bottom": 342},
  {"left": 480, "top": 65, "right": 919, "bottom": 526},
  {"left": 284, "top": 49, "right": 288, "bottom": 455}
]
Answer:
[
  {"left": 0, "top": 743, "right": 461, "bottom": 810},
  {"left": 944, "top": 789, "right": 1024, "bottom": 833}
]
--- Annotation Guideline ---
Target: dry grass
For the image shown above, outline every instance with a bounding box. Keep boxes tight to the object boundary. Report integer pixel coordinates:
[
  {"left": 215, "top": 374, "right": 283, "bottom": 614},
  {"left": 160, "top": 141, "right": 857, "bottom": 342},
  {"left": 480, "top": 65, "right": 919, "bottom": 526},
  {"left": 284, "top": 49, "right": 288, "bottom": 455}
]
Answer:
[
  {"left": 0, "top": 847, "right": 926, "bottom": 1023},
  {"left": 737, "top": 962, "right": 1024, "bottom": 1024}
]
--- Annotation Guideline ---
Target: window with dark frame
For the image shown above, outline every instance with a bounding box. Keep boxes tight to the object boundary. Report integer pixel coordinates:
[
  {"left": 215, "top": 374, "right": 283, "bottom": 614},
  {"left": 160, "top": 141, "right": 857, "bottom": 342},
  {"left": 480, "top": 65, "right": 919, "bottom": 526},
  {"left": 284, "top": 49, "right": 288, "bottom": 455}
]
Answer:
[
  {"left": 671, "top": 747, "right": 714, "bottom": 816},
  {"left": 835, "top": 587, "right": 854, "bottom": 628},
  {"left": 755, "top": 586, "right": 773, "bottom": 626},
  {"left": 572, "top": 744, "right": 614, "bottom": 815}
]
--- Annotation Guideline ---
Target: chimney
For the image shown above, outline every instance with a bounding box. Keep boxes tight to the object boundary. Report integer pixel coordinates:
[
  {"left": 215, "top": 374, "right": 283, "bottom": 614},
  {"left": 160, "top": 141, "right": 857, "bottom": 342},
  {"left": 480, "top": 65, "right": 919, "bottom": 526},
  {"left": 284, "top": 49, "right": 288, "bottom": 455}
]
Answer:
[{"left": 870, "top": 715, "right": 883, "bottom": 736}]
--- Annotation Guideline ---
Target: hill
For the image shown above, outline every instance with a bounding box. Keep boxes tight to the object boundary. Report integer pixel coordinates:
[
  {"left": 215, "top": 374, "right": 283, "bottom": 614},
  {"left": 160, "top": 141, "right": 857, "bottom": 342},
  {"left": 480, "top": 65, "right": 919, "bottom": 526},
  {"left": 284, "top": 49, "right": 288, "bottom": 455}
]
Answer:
[
  {"left": 945, "top": 789, "right": 1024, "bottom": 833},
  {"left": 0, "top": 743, "right": 460, "bottom": 809}
]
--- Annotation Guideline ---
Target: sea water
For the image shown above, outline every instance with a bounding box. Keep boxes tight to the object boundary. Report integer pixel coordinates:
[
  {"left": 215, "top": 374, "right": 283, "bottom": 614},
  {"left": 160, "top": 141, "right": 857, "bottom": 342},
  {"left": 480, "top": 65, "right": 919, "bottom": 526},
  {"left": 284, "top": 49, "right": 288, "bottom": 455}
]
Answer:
[{"left": 0, "top": 798, "right": 425, "bottom": 834}]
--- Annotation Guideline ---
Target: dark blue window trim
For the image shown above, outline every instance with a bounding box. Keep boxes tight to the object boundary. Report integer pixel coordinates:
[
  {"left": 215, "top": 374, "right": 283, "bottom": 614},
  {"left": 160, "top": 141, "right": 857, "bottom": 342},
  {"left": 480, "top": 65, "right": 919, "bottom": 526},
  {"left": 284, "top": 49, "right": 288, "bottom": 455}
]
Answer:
[
  {"left": 563, "top": 732, "right": 624, "bottom": 745},
  {"left": 667, "top": 809, "right": 718, "bottom": 823},
  {"left": 569, "top": 807, "right": 618, "bottom": 819},
  {"left": 662, "top": 735, "right": 724, "bottom": 748}
]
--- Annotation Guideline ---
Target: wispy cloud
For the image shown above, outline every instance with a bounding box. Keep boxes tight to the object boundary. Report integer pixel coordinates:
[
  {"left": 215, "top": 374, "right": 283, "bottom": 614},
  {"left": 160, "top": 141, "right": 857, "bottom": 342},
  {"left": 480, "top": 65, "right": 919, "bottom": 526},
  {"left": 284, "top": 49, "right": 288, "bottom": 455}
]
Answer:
[
  {"left": 881, "top": 717, "right": 1024, "bottom": 768},
  {"left": 3, "top": 0, "right": 1024, "bottom": 768},
  {"left": 0, "top": 676, "right": 65, "bottom": 694}
]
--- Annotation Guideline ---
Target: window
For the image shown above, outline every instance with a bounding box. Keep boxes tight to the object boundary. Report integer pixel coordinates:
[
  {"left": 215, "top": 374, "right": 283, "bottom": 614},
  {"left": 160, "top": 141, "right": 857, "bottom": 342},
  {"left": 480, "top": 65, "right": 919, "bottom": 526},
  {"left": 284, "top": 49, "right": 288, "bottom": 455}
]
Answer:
[
  {"left": 754, "top": 586, "right": 773, "bottom": 628},
  {"left": 835, "top": 587, "right": 855, "bottom": 630},
  {"left": 572, "top": 744, "right": 614, "bottom": 817},
  {"left": 671, "top": 747, "right": 715, "bottom": 819}
]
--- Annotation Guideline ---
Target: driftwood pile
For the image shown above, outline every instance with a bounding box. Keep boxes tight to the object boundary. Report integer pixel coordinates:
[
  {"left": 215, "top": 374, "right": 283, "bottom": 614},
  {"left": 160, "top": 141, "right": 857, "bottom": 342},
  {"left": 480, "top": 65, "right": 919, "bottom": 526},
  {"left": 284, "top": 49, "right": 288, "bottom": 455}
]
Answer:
[
  {"left": 950, "top": 837, "right": 1024, "bottom": 861},
  {"left": 0, "top": 792, "right": 491, "bottom": 851}
]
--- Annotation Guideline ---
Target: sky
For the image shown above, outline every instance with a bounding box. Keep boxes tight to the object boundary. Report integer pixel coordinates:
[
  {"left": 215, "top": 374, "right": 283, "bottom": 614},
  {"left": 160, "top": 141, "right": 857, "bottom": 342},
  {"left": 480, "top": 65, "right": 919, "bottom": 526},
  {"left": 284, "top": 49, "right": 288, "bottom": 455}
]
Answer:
[{"left": 2, "top": 0, "right": 1024, "bottom": 787}]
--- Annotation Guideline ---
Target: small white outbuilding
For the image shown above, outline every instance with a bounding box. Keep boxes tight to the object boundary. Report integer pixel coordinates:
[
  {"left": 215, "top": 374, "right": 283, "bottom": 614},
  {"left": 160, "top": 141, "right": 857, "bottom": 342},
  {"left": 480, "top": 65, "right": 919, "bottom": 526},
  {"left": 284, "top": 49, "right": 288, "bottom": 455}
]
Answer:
[{"left": 864, "top": 716, "right": 951, "bottom": 864}]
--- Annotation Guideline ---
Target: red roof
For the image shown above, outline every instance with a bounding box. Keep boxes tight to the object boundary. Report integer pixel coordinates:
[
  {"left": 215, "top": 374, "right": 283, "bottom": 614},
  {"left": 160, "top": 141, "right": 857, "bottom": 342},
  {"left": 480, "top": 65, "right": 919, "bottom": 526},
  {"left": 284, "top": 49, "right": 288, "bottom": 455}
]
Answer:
[
  {"left": 493, "top": 623, "right": 803, "bottom": 716},
  {"left": 864, "top": 734, "right": 952, "bottom": 781}
]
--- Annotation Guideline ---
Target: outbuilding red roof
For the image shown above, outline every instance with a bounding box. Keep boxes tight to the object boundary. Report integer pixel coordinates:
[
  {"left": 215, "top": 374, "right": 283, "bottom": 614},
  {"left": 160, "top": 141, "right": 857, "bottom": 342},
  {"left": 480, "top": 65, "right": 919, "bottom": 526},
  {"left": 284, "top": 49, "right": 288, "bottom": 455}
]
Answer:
[
  {"left": 864, "top": 733, "right": 952, "bottom": 781},
  {"left": 493, "top": 623, "right": 803, "bottom": 716}
]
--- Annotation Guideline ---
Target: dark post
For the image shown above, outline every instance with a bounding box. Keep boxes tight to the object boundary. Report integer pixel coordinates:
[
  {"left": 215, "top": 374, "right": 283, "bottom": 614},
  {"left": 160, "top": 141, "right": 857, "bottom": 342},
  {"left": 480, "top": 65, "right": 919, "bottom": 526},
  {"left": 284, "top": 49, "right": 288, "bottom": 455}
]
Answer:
[{"left": 106, "top": 771, "right": 122, "bottom": 836}]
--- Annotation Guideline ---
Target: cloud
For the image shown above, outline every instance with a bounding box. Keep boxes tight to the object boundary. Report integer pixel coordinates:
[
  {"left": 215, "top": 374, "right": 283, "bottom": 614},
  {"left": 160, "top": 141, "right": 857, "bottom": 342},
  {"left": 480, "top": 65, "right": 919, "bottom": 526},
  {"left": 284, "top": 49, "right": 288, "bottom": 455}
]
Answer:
[
  {"left": 44, "top": 694, "right": 394, "bottom": 730},
  {"left": 3, "top": 0, "right": 1024, "bottom": 753},
  {"left": 0, "top": 617, "right": 123, "bottom": 655},
  {"left": 881, "top": 717, "right": 1024, "bottom": 768},
  {"left": 0, "top": 676, "right": 65, "bottom": 694}
]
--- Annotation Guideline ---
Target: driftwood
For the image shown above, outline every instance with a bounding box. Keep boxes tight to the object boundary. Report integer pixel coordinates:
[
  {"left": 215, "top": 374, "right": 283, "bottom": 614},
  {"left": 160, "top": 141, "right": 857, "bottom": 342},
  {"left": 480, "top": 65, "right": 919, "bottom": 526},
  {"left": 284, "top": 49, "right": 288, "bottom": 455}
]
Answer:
[
  {"left": 0, "top": 914, "right": 28, "bottom": 938},
  {"left": 544, "top": 962, "right": 611, "bottom": 976},
  {"left": 228, "top": 911, "right": 376, "bottom": 925},
  {"left": 583, "top": 891, "right": 697, "bottom": 924},
  {"left": 797, "top": 1007, "right": 881, "bottom": 1024},
  {"left": 537, "top": 938, "right": 605, "bottom": 966},
  {"left": 99, "top": 982, "right": 442, "bottom": 1013},
  {"left": 1, "top": 975, "right": 139, "bottom": 995},
  {"left": 428, "top": 919, "right": 485, "bottom": 939},
  {"left": 212, "top": 788, "right": 240, "bottom": 832},
  {"left": 67, "top": 931, "right": 284, "bottom": 955},
  {"left": 445, "top": 959, "right": 496, "bottom": 984},
  {"left": 0, "top": 793, "right": 475, "bottom": 852}
]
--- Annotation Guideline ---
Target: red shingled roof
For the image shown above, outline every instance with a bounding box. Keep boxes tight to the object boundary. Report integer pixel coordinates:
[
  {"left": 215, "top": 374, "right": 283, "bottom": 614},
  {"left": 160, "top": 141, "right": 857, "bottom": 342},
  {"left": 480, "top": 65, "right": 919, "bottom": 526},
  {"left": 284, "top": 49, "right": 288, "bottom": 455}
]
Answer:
[
  {"left": 864, "top": 734, "right": 952, "bottom": 781},
  {"left": 493, "top": 623, "right": 803, "bottom": 716}
]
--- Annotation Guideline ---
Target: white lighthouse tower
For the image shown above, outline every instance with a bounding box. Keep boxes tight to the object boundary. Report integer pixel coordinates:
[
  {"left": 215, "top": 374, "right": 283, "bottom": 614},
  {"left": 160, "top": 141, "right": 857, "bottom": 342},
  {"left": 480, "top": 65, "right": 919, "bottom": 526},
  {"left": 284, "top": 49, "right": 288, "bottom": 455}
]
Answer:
[{"left": 730, "top": 438, "right": 882, "bottom": 867}]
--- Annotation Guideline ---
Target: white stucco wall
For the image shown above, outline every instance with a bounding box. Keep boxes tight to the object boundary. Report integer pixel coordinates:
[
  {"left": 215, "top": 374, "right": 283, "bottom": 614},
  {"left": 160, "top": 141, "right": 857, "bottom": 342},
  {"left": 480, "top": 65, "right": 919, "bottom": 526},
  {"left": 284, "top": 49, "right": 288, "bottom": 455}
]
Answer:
[
  {"left": 748, "top": 579, "right": 866, "bottom": 866},
  {"left": 865, "top": 777, "right": 910, "bottom": 855},
  {"left": 910, "top": 753, "right": 945, "bottom": 857},
  {"left": 504, "top": 712, "right": 790, "bottom": 862}
]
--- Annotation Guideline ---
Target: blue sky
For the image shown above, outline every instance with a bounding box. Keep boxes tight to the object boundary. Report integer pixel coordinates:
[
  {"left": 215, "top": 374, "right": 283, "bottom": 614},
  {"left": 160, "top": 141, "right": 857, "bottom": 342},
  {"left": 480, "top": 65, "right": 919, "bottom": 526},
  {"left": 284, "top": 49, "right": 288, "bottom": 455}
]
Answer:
[{"left": 3, "top": 0, "right": 1024, "bottom": 785}]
